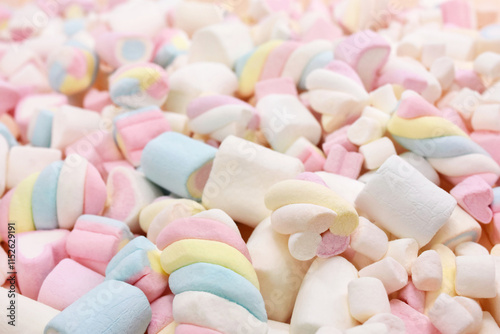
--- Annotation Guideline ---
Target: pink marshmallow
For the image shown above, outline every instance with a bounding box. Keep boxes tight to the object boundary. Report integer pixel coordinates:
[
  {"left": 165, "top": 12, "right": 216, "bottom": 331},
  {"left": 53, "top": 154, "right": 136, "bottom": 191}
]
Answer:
[
  {"left": 390, "top": 299, "right": 439, "bottom": 334},
  {"left": 301, "top": 17, "right": 342, "bottom": 42},
  {"left": 323, "top": 126, "right": 358, "bottom": 153},
  {"left": 316, "top": 231, "right": 349, "bottom": 258},
  {"left": 37, "top": 259, "right": 104, "bottom": 310},
  {"left": 440, "top": 0, "right": 475, "bottom": 29},
  {"left": 397, "top": 95, "right": 442, "bottom": 119},
  {"left": 148, "top": 294, "right": 174, "bottom": 334},
  {"left": 486, "top": 213, "right": 500, "bottom": 244},
  {"left": 397, "top": 280, "right": 426, "bottom": 314},
  {"left": 323, "top": 144, "right": 364, "bottom": 179},
  {"left": 454, "top": 69, "right": 485, "bottom": 93},
  {"left": 17, "top": 229, "right": 69, "bottom": 300},
  {"left": 255, "top": 77, "right": 298, "bottom": 101},
  {"left": 83, "top": 164, "right": 107, "bottom": 216},
  {"left": 83, "top": 89, "right": 112, "bottom": 113},
  {"left": 296, "top": 144, "right": 326, "bottom": 172},
  {"left": 260, "top": 41, "right": 300, "bottom": 81},
  {"left": 470, "top": 131, "right": 500, "bottom": 165},
  {"left": 450, "top": 175, "right": 493, "bottom": 224}
]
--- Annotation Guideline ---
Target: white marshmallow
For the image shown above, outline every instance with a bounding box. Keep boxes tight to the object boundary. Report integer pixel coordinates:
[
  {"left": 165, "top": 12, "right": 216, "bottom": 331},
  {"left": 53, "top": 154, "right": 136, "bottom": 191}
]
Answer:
[
  {"left": 288, "top": 231, "right": 323, "bottom": 262},
  {"left": 474, "top": 52, "right": 500, "bottom": 80},
  {"left": 315, "top": 326, "right": 343, "bottom": 334},
  {"left": 172, "top": 1, "right": 224, "bottom": 36},
  {"left": 348, "top": 277, "right": 390, "bottom": 323},
  {"left": 51, "top": 105, "right": 101, "bottom": 150},
  {"left": 428, "top": 293, "right": 474, "bottom": 334},
  {"left": 369, "top": 85, "right": 398, "bottom": 114},
  {"left": 271, "top": 204, "right": 335, "bottom": 235},
  {"left": 454, "top": 296, "right": 483, "bottom": 334},
  {"left": 358, "top": 257, "right": 408, "bottom": 294},
  {"left": 258, "top": 94, "right": 322, "bottom": 152},
  {"left": 344, "top": 323, "right": 388, "bottom": 334},
  {"left": 361, "top": 107, "right": 391, "bottom": 128},
  {"left": 365, "top": 314, "right": 405, "bottom": 334},
  {"left": 107, "top": 0, "right": 165, "bottom": 36},
  {"left": 455, "top": 255, "right": 497, "bottom": 298},
  {"left": 268, "top": 320, "right": 291, "bottom": 334},
  {"left": 6, "top": 146, "right": 61, "bottom": 189},
  {"left": 479, "top": 312, "right": 500, "bottom": 333},
  {"left": 0, "top": 287, "right": 60, "bottom": 333},
  {"left": 291, "top": 257, "right": 359, "bottom": 333},
  {"left": 315, "top": 172, "right": 365, "bottom": 206},
  {"left": 421, "top": 42, "right": 446, "bottom": 68},
  {"left": 202, "top": 136, "right": 304, "bottom": 227},
  {"left": 358, "top": 137, "right": 397, "bottom": 170},
  {"left": 492, "top": 244, "right": 500, "bottom": 257},
  {"left": 411, "top": 250, "right": 442, "bottom": 291},
  {"left": 347, "top": 116, "right": 383, "bottom": 146},
  {"left": 430, "top": 56, "right": 455, "bottom": 91},
  {"left": 424, "top": 244, "right": 457, "bottom": 313},
  {"left": 399, "top": 152, "right": 440, "bottom": 186},
  {"left": 247, "top": 218, "right": 312, "bottom": 322},
  {"left": 349, "top": 217, "right": 388, "bottom": 262},
  {"left": 454, "top": 241, "right": 489, "bottom": 256},
  {"left": 355, "top": 155, "right": 457, "bottom": 247},
  {"left": 164, "top": 112, "right": 189, "bottom": 135},
  {"left": 384, "top": 238, "right": 418, "bottom": 275},
  {"left": 189, "top": 22, "right": 253, "bottom": 68},
  {"left": 471, "top": 104, "right": 500, "bottom": 132}
]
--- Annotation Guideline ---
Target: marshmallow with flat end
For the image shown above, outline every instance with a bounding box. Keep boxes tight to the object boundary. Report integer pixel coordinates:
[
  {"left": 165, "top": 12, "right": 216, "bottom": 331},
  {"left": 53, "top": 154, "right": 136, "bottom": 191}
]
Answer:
[
  {"left": 51, "top": 105, "right": 101, "bottom": 150},
  {"left": 348, "top": 277, "right": 390, "bottom": 323},
  {"left": 106, "top": 236, "right": 168, "bottom": 303},
  {"left": 347, "top": 116, "right": 383, "bottom": 146},
  {"left": 455, "top": 255, "right": 496, "bottom": 298},
  {"left": 141, "top": 132, "right": 217, "bottom": 200},
  {"left": 369, "top": 84, "right": 398, "bottom": 114},
  {"left": 66, "top": 215, "right": 134, "bottom": 274},
  {"left": 344, "top": 323, "right": 388, "bottom": 334},
  {"left": 172, "top": 1, "right": 224, "bottom": 36},
  {"left": 38, "top": 258, "right": 104, "bottom": 311},
  {"left": 148, "top": 294, "right": 175, "bottom": 334},
  {"left": 384, "top": 238, "right": 418, "bottom": 275},
  {"left": 421, "top": 42, "right": 446, "bottom": 69},
  {"left": 455, "top": 241, "right": 489, "bottom": 256},
  {"left": 474, "top": 52, "right": 500, "bottom": 80},
  {"left": 411, "top": 250, "right": 442, "bottom": 291},
  {"left": 335, "top": 30, "right": 391, "bottom": 91},
  {"left": 390, "top": 299, "right": 437, "bottom": 334},
  {"left": 323, "top": 144, "right": 363, "bottom": 179},
  {"left": 139, "top": 198, "right": 205, "bottom": 243},
  {"left": 315, "top": 326, "right": 343, "bottom": 334},
  {"left": 428, "top": 293, "right": 474, "bottom": 334},
  {"left": 203, "top": 135, "right": 303, "bottom": 227},
  {"left": 258, "top": 94, "right": 321, "bottom": 152},
  {"left": 247, "top": 217, "right": 312, "bottom": 322},
  {"left": 186, "top": 94, "right": 258, "bottom": 143},
  {"left": 164, "top": 112, "right": 189, "bottom": 135},
  {"left": 480, "top": 311, "right": 500, "bottom": 333},
  {"left": 106, "top": 0, "right": 164, "bottom": 36},
  {"left": 27, "top": 108, "right": 54, "bottom": 148},
  {"left": 16, "top": 229, "right": 69, "bottom": 300},
  {"left": 109, "top": 62, "right": 169, "bottom": 110},
  {"left": 113, "top": 106, "right": 170, "bottom": 166},
  {"left": 96, "top": 32, "right": 154, "bottom": 70},
  {"left": 359, "top": 257, "right": 408, "bottom": 294},
  {"left": 104, "top": 167, "right": 163, "bottom": 233},
  {"left": 430, "top": 56, "right": 455, "bottom": 91},
  {"left": 267, "top": 321, "right": 290, "bottom": 334},
  {"left": 189, "top": 22, "right": 253, "bottom": 68},
  {"left": 6, "top": 146, "right": 61, "bottom": 189},
  {"left": 355, "top": 155, "right": 457, "bottom": 247},
  {"left": 291, "top": 256, "right": 359, "bottom": 333},
  {"left": 427, "top": 206, "right": 481, "bottom": 250},
  {"left": 44, "top": 280, "right": 152, "bottom": 334},
  {"left": 397, "top": 279, "right": 425, "bottom": 313},
  {"left": 455, "top": 296, "right": 483, "bottom": 334},
  {"left": 359, "top": 137, "right": 397, "bottom": 170},
  {"left": 316, "top": 172, "right": 365, "bottom": 206},
  {"left": 0, "top": 287, "right": 59, "bottom": 334},
  {"left": 400, "top": 152, "right": 440, "bottom": 186},
  {"left": 349, "top": 217, "right": 388, "bottom": 262},
  {"left": 425, "top": 244, "right": 457, "bottom": 313},
  {"left": 256, "top": 77, "right": 298, "bottom": 101},
  {"left": 152, "top": 28, "right": 190, "bottom": 69},
  {"left": 286, "top": 137, "right": 326, "bottom": 173},
  {"left": 166, "top": 62, "right": 238, "bottom": 114},
  {"left": 323, "top": 126, "right": 358, "bottom": 154},
  {"left": 472, "top": 104, "right": 500, "bottom": 132},
  {"left": 365, "top": 314, "right": 405, "bottom": 334}
]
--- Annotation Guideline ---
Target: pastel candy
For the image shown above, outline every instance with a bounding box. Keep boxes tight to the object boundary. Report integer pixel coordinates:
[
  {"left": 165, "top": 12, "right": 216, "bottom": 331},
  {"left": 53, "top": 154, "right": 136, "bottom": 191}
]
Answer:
[
  {"left": 27, "top": 109, "right": 54, "bottom": 147},
  {"left": 349, "top": 216, "right": 388, "bottom": 262},
  {"left": 141, "top": 132, "right": 217, "bottom": 200},
  {"left": 50, "top": 105, "right": 101, "bottom": 150},
  {"left": 153, "top": 28, "right": 190, "bottom": 68},
  {"left": 324, "top": 144, "right": 363, "bottom": 179},
  {"left": 66, "top": 215, "right": 134, "bottom": 275},
  {"left": 359, "top": 257, "right": 408, "bottom": 294},
  {"left": 348, "top": 277, "right": 390, "bottom": 323},
  {"left": 160, "top": 216, "right": 268, "bottom": 333},
  {"left": 335, "top": 30, "right": 390, "bottom": 91},
  {"left": 44, "top": 280, "right": 152, "bottom": 334},
  {"left": 96, "top": 31, "right": 154, "bottom": 69},
  {"left": 384, "top": 238, "right": 419, "bottom": 275},
  {"left": 255, "top": 77, "right": 298, "bottom": 101},
  {"left": 0, "top": 287, "right": 59, "bottom": 334},
  {"left": 258, "top": 94, "right": 321, "bottom": 153},
  {"left": 355, "top": 155, "right": 457, "bottom": 247},
  {"left": 428, "top": 293, "right": 475, "bottom": 334},
  {"left": 390, "top": 299, "right": 438, "bottom": 334},
  {"left": 106, "top": 236, "right": 169, "bottom": 303},
  {"left": 8, "top": 173, "right": 39, "bottom": 237},
  {"left": 6, "top": 146, "right": 61, "bottom": 189},
  {"left": 455, "top": 255, "right": 496, "bottom": 298},
  {"left": 17, "top": 229, "right": 69, "bottom": 300},
  {"left": 83, "top": 89, "right": 112, "bottom": 112},
  {"left": 104, "top": 167, "right": 163, "bottom": 233},
  {"left": 450, "top": 175, "right": 493, "bottom": 223},
  {"left": 424, "top": 244, "right": 457, "bottom": 313},
  {"left": 172, "top": 1, "right": 224, "bottom": 36},
  {"left": 148, "top": 294, "right": 175, "bottom": 334},
  {"left": 0, "top": 122, "right": 18, "bottom": 148},
  {"left": 285, "top": 137, "right": 326, "bottom": 173},
  {"left": 38, "top": 258, "right": 104, "bottom": 311},
  {"left": 187, "top": 94, "right": 258, "bottom": 143},
  {"left": 113, "top": 106, "right": 170, "bottom": 166},
  {"left": 0, "top": 138, "right": 8, "bottom": 196},
  {"left": 247, "top": 217, "right": 312, "bottom": 322},
  {"left": 411, "top": 250, "right": 442, "bottom": 292},
  {"left": 109, "top": 62, "right": 169, "bottom": 109},
  {"left": 47, "top": 40, "right": 98, "bottom": 95}
]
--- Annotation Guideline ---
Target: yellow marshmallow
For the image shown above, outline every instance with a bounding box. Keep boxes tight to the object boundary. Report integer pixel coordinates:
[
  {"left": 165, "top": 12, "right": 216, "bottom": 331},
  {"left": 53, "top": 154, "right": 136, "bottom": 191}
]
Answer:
[
  {"left": 387, "top": 115, "right": 468, "bottom": 139},
  {"left": 9, "top": 173, "right": 39, "bottom": 234}
]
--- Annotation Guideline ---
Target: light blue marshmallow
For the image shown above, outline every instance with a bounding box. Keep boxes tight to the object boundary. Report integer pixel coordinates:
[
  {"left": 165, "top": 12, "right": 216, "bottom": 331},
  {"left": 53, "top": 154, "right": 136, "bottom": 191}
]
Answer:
[
  {"left": 141, "top": 132, "right": 217, "bottom": 200},
  {"left": 122, "top": 39, "right": 146, "bottom": 62},
  {"left": 153, "top": 44, "right": 185, "bottom": 68},
  {"left": 44, "top": 280, "right": 151, "bottom": 334},
  {"left": 32, "top": 161, "right": 63, "bottom": 230},
  {"left": 235, "top": 51, "right": 252, "bottom": 77},
  {"left": 31, "top": 109, "right": 54, "bottom": 147},
  {"left": 169, "top": 262, "right": 268, "bottom": 322},
  {"left": 0, "top": 123, "right": 18, "bottom": 148},
  {"left": 79, "top": 214, "right": 134, "bottom": 236},
  {"left": 492, "top": 187, "right": 500, "bottom": 207},
  {"left": 110, "top": 77, "right": 141, "bottom": 103},
  {"left": 480, "top": 24, "right": 500, "bottom": 39},
  {"left": 298, "top": 50, "right": 334, "bottom": 90},
  {"left": 105, "top": 236, "right": 155, "bottom": 281},
  {"left": 64, "top": 19, "right": 85, "bottom": 37},
  {"left": 391, "top": 135, "right": 490, "bottom": 159}
]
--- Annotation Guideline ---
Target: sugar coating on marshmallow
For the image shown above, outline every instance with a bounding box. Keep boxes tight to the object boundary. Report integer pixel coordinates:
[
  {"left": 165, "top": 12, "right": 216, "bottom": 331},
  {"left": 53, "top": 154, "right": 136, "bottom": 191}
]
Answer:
[
  {"left": 455, "top": 255, "right": 497, "bottom": 298},
  {"left": 349, "top": 217, "right": 388, "bottom": 262},
  {"left": 358, "top": 257, "right": 408, "bottom": 294},
  {"left": 348, "top": 277, "right": 390, "bottom": 323},
  {"left": 411, "top": 250, "right": 442, "bottom": 291}
]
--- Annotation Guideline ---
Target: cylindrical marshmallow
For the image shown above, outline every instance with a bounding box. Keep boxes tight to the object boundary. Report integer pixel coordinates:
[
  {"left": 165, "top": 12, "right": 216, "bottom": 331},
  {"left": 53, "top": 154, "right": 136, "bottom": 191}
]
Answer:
[
  {"left": 411, "top": 250, "right": 442, "bottom": 291},
  {"left": 347, "top": 277, "right": 390, "bottom": 323},
  {"left": 358, "top": 257, "right": 408, "bottom": 294},
  {"left": 349, "top": 217, "right": 388, "bottom": 262}
]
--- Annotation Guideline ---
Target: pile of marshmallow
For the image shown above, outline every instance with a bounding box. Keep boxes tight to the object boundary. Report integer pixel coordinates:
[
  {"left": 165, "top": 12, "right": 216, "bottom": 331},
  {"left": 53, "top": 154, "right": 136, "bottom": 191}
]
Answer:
[{"left": 2, "top": 0, "right": 500, "bottom": 333}]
